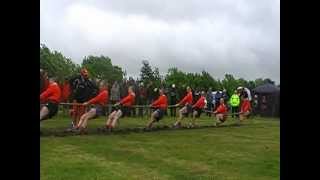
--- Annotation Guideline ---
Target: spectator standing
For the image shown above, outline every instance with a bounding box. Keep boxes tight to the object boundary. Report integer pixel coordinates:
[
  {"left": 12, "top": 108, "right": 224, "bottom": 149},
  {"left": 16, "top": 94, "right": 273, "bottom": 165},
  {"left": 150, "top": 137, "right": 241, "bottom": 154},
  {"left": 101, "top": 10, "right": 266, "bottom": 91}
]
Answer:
[
  {"left": 252, "top": 94, "right": 259, "bottom": 116},
  {"left": 169, "top": 84, "right": 178, "bottom": 117},
  {"left": 222, "top": 89, "right": 229, "bottom": 102},
  {"left": 206, "top": 88, "right": 213, "bottom": 116},
  {"left": 215, "top": 91, "right": 222, "bottom": 110},
  {"left": 261, "top": 95, "right": 268, "bottom": 116},
  {"left": 110, "top": 81, "right": 120, "bottom": 104},
  {"left": 229, "top": 90, "right": 240, "bottom": 118},
  {"left": 211, "top": 91, "right": 216, "bottom": 110},
  {"left": 137, "top": 82, "right": 147, "bottom": 117},
  {"left": 110, "top": 81, "right": 120, "bottom": 115}
]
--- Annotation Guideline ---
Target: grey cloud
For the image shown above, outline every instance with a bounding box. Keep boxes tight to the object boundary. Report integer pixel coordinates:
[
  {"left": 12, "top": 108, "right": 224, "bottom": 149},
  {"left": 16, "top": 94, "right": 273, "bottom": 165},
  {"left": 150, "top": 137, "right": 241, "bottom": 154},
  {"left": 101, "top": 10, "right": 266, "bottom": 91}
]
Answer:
[{"left": 40, "top": 0, "right": 279, "bottom": 83}]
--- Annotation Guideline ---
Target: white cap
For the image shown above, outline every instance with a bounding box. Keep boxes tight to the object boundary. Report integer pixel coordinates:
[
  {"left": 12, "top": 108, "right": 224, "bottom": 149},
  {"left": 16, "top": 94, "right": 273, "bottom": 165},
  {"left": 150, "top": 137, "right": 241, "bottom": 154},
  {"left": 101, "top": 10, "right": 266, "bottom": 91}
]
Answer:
[{"left": 172, "top": 84, "right": 175, "bottom": 88}]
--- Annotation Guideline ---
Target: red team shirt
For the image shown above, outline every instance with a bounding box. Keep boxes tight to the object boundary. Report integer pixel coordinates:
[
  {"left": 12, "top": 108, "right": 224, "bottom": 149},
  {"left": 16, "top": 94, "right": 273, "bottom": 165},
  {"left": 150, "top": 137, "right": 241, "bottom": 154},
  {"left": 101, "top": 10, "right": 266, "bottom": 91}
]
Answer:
[
  {"left": 120, "top": 92, "right": 136, "bottom": 107},
  {"left": 178, "top": 91, "right": 193, "bottom": 105},
  {"left": 60, "top": 82, "right": 71, "bottom": 102},
  {"left": 151, "top": 94, "right": 168, "bottom": 109},
  {"left": 88, "top": 88, "right": 109, "bottom": 106},
  {"left": 240, "top": 99, "right": 251, "bottom": 113},
  {"left": 40, "top": 82, "right": 61, "bottom": 104},
  {"left": 41, "top": 78, "right": 49, "bottom": 94},
  {"left": 192, "top": 96, "right": 206, "bottom": 109},
  {"left": 215, "top": 103, "right": 228, "bottom": 114}
]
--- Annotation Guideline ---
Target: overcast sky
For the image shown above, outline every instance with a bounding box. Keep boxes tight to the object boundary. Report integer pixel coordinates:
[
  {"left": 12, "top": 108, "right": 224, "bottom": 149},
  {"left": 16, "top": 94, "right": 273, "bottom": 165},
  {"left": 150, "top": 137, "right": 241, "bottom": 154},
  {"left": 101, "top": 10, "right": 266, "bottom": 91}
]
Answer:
[{"left": 40, "top": 0, "right": 280, "bottom": 83}]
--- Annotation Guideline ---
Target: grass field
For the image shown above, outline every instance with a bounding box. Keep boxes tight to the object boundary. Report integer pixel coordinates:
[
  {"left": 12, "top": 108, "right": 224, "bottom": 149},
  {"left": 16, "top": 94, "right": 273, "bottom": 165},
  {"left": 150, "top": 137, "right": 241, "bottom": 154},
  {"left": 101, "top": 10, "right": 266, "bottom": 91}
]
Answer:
[{"left": 40, "top": 113, "right": 279, "bottom": 180}]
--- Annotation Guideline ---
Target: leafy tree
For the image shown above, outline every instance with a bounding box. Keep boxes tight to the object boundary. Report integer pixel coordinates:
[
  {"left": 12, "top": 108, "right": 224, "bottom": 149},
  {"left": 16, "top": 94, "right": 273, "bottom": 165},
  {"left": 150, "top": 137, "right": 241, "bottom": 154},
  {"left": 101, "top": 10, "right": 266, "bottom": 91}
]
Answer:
[
  {"left": 153, "top": 67, "right": 162, "bottom": 87},
  {"left": 254, "top": 78, "right": 265, "bottom": 87},
  {"left": 221, "top": 74, "right": 238, "bottom": 95},
  {"left": 139, "top": 60, "right": 163, "bottom": 88},
  {"left": 40, "top": 44, "right": 278, "bottom": 93},
  {"left": 40, "top": 44, "right": 79, "bottom": 83},
  {"left": 82, "top": 55, "right": 124, "bottom": 83},
  {"left": 140, "top": 60, "right": 154, "bottom": 85}
]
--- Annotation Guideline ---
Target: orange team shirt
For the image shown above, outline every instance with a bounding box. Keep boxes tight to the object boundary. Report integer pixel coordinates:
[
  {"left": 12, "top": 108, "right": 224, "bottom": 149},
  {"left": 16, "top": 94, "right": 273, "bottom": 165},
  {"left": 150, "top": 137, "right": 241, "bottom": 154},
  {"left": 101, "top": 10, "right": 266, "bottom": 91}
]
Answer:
[
  {"left": 151, "top": 94, "right": 168, "bottom": 109},
  {"left": 88, "top": 89, "right": 109, "bottom": 106},
  {"left": 193, "top": 96, "right": 206, "bottom": 109},
  {"left": 40, "top": 82, "right": 61, "bottom": 104},
  {"left": 61, "top": 82, "right": 71, "bottom": 102},
  {"left": 41, "top": 78, "right": 49, "bottom": 94},
  {"left": 120, "top": 92, "right": 136, "bottom": 107},
  {"left": 178, "top": 91, "right": 193, "bottom": 105},
  {"left": 240, "top": 99, "right": 251, "bottom": 113},
  {"left": 215, "top": 103, "right": 228, "bottom": 114}
]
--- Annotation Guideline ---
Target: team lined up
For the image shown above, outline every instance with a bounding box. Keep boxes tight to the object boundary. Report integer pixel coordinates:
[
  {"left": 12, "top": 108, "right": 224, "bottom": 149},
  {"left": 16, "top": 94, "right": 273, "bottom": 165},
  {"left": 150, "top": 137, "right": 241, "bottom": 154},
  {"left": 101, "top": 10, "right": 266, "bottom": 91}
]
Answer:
[{"left": 40, "top": 68, "right": 251, "bottom": 134}]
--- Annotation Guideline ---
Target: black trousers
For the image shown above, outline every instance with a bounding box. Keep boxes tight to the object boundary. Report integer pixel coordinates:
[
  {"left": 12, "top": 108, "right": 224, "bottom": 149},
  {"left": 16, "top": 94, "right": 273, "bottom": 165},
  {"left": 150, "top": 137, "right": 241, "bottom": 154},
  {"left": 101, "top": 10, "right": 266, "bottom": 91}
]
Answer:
[
  {"left": 231, "top": 106, "right": 239, "bottom": 118},
  {"left": 138, "top": 98, "right": 146, "bottom": 117},
  {"left": 206, "top": 102, "right": 213, "bottom": 116},
  {"left": 170, "top": 98, "right": 177, "bottom": 117}
]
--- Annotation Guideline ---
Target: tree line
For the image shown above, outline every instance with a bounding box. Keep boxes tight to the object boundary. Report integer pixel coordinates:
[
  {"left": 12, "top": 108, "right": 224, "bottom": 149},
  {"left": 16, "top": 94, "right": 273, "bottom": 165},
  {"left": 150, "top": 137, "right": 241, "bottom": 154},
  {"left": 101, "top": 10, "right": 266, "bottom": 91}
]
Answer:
[{"left": 40, "top": 44, "right": 278, "bottom": 95}]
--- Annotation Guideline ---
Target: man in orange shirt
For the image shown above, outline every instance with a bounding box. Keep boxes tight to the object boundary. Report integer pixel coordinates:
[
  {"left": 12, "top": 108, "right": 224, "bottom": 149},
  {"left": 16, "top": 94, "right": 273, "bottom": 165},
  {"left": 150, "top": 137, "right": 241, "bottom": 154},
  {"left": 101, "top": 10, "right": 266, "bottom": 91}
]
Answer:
[
  {"left": 190, "top": 91, "right": 206, "bottom": 128},
  {"left": 60, "top": 78, "right": 71, "bottom": 103},
  {"left": 212, "top": 98, "right": 228, "bottom": 126},
  {"left": 146, "top": 88, "right": 168, "bottom": 129},
  {"left": 173, "top": 86, "right": 193, "bottom": 128},
  {"left": 239, "top": 94, "right": 251, "bottom": 122},
  {"left": 75, "top": 81, "right": 109, "bottom": 134},
  {"left": 104, "top": 86, "right": 135, "bottom": 131},
  {"left": 40, "top": 78, "right": 61, "bottom": 121}
]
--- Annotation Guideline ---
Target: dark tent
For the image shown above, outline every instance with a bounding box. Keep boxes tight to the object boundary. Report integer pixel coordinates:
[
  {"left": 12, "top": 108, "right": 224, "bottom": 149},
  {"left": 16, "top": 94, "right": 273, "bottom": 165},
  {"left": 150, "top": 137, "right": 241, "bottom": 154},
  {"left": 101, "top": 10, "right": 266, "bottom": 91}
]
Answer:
[
  {"left": 252, "top": 83, "right": 280, "bottom": 117},
  {"left": 253, "top": 83, "right": 280, "bottom": 94}
]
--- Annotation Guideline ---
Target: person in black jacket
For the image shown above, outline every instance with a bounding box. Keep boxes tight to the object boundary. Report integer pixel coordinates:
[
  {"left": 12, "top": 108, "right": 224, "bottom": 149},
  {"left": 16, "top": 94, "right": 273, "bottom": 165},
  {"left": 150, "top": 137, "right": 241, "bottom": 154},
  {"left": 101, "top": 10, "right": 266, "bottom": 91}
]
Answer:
[
  {"left": 137, "top": 82, "right": 147, "bottom": 117},
  {"left": 206, "top": 87, "right": 213, "bottom": 116},
  {"left": 215, "top": 91, "right": 222, "bottom": 110},
  {"left": 169, "top": 84, "right": 178, "bottom": 117},
  {"left": 67, "top": 68, "right": 99, "bottom": 130}
]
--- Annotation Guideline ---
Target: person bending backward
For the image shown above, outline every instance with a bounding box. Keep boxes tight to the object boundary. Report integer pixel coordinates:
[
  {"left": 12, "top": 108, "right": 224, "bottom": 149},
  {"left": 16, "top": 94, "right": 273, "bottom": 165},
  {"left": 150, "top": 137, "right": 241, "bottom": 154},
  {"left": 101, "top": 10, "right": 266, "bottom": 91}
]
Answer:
[
  {"left": 76, "top": 81, "right": 109, "bottom": 133},
  {"left": 40, "top": 78, "right": 61, "bottom": 121},
  {"left": 105, "top": 86, "right": 136, "bottom": 130},
  {"left": 239, "top": 94, "right": 251, "bottom": 122},
  {"left": 146, "top": 88, "right": 168, "bottom": 129},
  {"left": 173, "top": 86, "right": 193, "bottom": 128},
  {"left": 190, "top": 91, "right": 206, "bottom": 128},
  {"left": 212, "top": 98, "right": 228, "bottom": 126}
]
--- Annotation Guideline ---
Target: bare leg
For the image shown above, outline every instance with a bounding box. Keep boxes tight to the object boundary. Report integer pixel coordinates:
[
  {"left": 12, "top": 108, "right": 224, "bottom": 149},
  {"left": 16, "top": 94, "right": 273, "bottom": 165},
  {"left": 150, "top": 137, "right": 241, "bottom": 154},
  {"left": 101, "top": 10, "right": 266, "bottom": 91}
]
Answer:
[
  {"left": 215, "top": 114, "right": 224, "bottom": 126},
  {"left": 77, "top": 113, "right": 89, "bottom": 128},
  {"left": 106, "top": 111, "right": 117, "bottom": 127},
  {"left": 174, "top": 106, "right": 187, "bottom": 126},
  {"left": 240, "top": 112, "right": 249, "bottom": 122},
  {"left": 192, "top": 111, "right": 198, "bottom": 127},
  {"left": 147, "top": 111, "right": 158, "bottom": 129},
  {"left": 80, "top": 109, "right": 96, "bottom": 129},
  {"left": 40, "top": 106, "right": 49, "bottom": 121},
  {"left": 111, "top": 110, "right": 122, "bottom": 128}
]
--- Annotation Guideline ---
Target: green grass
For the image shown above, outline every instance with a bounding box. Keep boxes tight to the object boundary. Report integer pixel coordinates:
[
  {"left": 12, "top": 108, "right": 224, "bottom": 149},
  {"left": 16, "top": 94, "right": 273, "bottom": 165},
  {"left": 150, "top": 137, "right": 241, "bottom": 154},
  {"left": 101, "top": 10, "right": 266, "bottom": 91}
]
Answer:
[{"left": 40, "top": 113, "right": 279, "bottom": 180}]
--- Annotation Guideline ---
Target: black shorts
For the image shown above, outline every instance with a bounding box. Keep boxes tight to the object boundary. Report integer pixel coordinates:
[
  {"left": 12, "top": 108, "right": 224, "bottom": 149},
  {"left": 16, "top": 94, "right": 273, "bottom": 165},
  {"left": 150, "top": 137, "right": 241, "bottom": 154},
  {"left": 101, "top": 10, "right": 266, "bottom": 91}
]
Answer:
[
  {"left": 44, "top": 101, "right": 58, "bottom": 119},
  {"left": 182, "top": 104, "right": 193, "bottom": 116},
  {"left": 112, "top": 105, "right": 131, "bottom": 117},
  {"left": 193, "top": 107, "right": 202, "bottom": 118},
  {"left": 154, "top": 109, "right": 165, "bottom": 121}
]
